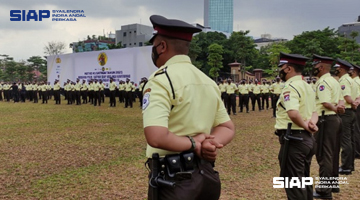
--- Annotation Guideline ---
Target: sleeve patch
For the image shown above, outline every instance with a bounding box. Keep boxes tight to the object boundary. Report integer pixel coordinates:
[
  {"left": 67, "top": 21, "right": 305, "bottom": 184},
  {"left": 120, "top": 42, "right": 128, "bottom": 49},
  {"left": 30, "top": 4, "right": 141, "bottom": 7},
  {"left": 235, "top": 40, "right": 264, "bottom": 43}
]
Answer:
[
  {"left": 142, "top": 93, "right": 150, "bottom": 110},
  {"left": 341, "top": 85, "right": 345, "bottom": 90},
  {"left": 284, "top": 94, "right": 290, "bottom": 101},
  {"left": 319, "top": 85, "right": 325, "bottom": 91}
]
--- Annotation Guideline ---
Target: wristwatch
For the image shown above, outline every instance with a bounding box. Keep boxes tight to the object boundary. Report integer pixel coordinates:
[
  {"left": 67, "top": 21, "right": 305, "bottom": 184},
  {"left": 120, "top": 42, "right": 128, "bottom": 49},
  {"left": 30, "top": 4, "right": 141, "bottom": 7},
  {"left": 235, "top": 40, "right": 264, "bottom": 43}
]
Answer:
[{"left": 186, "top": 136, "right": 196, "bottom": 151}]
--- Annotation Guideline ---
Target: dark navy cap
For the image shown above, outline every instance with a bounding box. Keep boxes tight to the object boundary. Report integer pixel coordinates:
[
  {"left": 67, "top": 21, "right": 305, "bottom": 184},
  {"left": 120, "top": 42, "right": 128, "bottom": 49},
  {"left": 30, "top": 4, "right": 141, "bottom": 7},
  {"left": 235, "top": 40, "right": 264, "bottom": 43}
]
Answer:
[
  {"left": 149, "top": 15, "right": 202, "bottom": 44},
  {"left": 312, "top": 54, "right": 334, "bottom": 65},
  {"left": 335, "top": 58, "right": 352, "bottom": 69},
  {"left": 351, "top": 62, "right": 360, "bottom": 70},
  {"left": 278, "top": 52, "right": 309, "bottom": 67}
]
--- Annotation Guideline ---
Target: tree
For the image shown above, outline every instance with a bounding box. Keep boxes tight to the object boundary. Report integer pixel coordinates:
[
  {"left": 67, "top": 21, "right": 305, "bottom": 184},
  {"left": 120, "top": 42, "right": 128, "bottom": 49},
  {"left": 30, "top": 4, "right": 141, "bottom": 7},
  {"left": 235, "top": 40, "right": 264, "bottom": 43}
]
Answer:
[
  {"left": 265, "top": 42, "right": 291, "bottom": 77},
  {"left": 337, "top": 35, "right": 360, "bottom": 63},
  {"left": 227, "top": 31, "right": 257, "bottom": 67},
  {"left": 286, "top": 27, "right": 340, "bottom": 58},
  {"left": 27, "top": 56, "right": 47, "bottom": 80},
  {"left": 43, "top": 41, "right": 66, "bottom": 55},
  {"left": 207, "top": 43, "right": 224, "bottom": 79}
]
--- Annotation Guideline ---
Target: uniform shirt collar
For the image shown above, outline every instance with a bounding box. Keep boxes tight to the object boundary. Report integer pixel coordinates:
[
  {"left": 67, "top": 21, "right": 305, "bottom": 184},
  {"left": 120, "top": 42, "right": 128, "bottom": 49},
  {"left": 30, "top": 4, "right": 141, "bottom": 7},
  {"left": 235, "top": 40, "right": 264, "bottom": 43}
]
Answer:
[
  {"left": 318, "top": 72, "right": 331, "bottom": 82},
  {"left": 159, "top": 55, "right": 191, "bottom": 70},
  {"left": 339, "top": 73, "right": 350, "bottom": 81},
  {"left": 285, "top": 75, "right": 302, "bottom": 84}
]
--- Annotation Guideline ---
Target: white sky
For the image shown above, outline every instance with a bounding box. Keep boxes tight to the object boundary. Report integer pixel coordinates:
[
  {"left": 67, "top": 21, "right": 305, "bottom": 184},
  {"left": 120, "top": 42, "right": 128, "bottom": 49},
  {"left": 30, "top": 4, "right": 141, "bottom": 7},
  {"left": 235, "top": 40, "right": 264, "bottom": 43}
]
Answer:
[{"left": 0, "top": 0, "right": 359, "bottom": 61}]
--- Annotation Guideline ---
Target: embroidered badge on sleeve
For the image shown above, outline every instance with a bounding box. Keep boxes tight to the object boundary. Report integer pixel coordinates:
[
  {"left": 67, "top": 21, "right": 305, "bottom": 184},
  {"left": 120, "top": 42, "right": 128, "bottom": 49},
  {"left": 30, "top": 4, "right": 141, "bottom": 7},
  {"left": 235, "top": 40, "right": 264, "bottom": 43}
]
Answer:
[{"left": 319, "top": 85, "right": 325, "bottom": 91}]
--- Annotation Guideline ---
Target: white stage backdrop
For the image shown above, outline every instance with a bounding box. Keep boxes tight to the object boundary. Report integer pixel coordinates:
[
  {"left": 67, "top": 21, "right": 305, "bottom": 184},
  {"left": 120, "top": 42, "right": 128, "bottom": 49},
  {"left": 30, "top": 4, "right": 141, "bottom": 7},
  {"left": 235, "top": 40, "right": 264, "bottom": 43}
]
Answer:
[{"left": 47, "top": 46, "right": 156, "bottom": 87}]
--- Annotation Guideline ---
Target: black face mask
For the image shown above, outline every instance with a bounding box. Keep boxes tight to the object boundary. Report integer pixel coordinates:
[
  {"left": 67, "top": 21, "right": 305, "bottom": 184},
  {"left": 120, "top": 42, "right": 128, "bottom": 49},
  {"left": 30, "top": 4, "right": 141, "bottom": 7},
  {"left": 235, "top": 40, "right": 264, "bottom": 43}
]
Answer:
[
  {"left": 312, "top": 67, "right": 320, "bottom": 77},
  {"left": 348, "top": 71, "right": 353, "bottom": 77},
  {"left": 334, "top": 69, "right": 340, "bottom": 76},
  {"left": 151, "top": 43, "right": 163, "bottom": 67},
  {"left": 279, "top": 67, "right": 288, "bottom": 82}
]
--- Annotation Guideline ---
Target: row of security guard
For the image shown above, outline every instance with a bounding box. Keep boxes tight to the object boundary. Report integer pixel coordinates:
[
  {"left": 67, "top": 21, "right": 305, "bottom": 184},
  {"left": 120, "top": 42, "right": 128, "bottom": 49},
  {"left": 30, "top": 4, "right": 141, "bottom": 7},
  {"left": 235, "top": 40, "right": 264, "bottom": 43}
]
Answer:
[
  {"left": 274, "top": 52, "right": 360, "bottom": 200},
  {"left": 218, "top": 78, "right": 285, "bottom": 116}
]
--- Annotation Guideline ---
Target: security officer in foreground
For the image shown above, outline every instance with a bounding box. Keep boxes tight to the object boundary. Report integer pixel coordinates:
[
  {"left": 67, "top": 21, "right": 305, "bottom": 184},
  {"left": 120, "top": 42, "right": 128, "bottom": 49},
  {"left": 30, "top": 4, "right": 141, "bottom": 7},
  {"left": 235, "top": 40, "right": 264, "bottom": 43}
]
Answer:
[
  {"left": 351, "top": 63, "right": 360, "bottom": 159},
  {"left": 142, "top": 15, "right": 235, "bottom": 200},
  {"left": 312, "top": 54, "right": 344, "bottom": 198},
  {"left": 275, "top": 52, "right": 318, "bottom": 200},
  {"left": 334, "top": 58, "right": 358, "bottom": 175}
]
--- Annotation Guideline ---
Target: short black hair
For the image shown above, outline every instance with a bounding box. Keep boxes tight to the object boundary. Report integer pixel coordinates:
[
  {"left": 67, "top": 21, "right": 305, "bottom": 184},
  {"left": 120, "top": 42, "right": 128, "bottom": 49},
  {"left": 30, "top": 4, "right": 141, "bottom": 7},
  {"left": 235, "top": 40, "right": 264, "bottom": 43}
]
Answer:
[{"left": 287, "top": 63, "right": 304, "bottom": 73}]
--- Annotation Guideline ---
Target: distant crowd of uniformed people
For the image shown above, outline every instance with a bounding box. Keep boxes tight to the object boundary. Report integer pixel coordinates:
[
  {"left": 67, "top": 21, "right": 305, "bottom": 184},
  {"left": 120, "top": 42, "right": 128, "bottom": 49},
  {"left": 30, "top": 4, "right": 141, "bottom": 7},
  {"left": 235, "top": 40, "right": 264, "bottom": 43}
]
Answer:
[
  {"left": 0, "top": 77, "right": 148, "bottom": 108},
  {"left": 218, "top": 77, "right": 286, "bottom": 116}
]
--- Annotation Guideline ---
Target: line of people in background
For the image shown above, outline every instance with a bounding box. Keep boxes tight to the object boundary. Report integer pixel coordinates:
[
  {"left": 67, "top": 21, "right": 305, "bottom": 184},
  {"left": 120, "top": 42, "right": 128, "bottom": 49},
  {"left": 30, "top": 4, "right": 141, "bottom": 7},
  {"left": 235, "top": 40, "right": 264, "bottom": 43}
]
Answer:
[
  {"left": 0, "top": 77, "right": 148, "bottom": 108},
  {"left": 218, "top": 77, "right": 285, "bottom": 116}
]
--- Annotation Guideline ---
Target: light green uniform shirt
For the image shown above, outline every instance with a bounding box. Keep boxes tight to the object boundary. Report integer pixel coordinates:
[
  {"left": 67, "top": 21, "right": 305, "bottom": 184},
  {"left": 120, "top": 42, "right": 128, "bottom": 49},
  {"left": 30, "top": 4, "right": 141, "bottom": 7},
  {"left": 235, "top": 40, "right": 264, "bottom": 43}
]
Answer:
[
  {"left": 219, "top": 83, "right": 227, "bottom": 93},
  {"left": 339, "top": 74, "right": 356, "bottom": 109},
  {"left": 226, "top": 83, "right": 237, "bottom": 94},
  {"left": 238, "top": 84, "right": 249, "bottom": 94},
  {"left": 93, "top": 83, "right": 100, "bottom": 91},
  {"left": 54, "top": 83, "right": 60, "bottom": 91},
  {"left": 109, "top": 82, "right": 117, "bottom": 91},
  {"left": 253, "top": 84, "right": 261, "bottom": 94},
  {"left": 271, "top": 82, "right": 283, "bottom": 94},
  {"left": 261, "top": 84, "right": 270, "bottom": 93},
  {"left": 124, "top": 82, "right": 133, "bottom": 92},
  {"left": 315, "top": 73, "right": 341, "bottom": 115},
  {"left": 142, "top": 55, "right": 230, "bottom": 158},
  {"left": 275, "top": 75, "right": 316, "bottom": 130}
]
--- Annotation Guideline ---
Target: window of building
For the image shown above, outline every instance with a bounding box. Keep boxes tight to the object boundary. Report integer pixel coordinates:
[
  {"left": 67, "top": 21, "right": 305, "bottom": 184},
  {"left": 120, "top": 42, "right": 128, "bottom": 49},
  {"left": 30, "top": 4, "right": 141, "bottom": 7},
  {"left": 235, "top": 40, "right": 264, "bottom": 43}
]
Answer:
[
  {"left": 134, "top": 43, "right": 136, "bottom": 45},
  {"left": 139, "top": 42, "right": 143, "bottom": 46},
  {"left": 134, "top": 31, "right": 137, "bottom": 33},
  {"left": 123, "top": 32, "right": 126, "bottom": 37},
  {"left": 123, "top": 44, "right": 126, "bottom": 47}
]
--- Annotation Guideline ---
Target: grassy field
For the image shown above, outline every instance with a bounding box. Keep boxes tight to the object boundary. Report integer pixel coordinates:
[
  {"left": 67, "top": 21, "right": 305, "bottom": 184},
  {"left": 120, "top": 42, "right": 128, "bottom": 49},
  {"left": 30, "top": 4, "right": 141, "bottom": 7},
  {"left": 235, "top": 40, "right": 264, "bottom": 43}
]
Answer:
[{"left": 0, "top": 98, "right": 359, "bottom": 199}]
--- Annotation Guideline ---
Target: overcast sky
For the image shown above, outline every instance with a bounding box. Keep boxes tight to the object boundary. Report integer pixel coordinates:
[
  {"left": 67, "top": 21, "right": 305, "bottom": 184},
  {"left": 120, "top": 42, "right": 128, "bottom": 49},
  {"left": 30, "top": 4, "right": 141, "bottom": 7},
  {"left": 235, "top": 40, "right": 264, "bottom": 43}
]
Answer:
[{"left": 0, "top": 0, "right": 359, "bottom": 61}]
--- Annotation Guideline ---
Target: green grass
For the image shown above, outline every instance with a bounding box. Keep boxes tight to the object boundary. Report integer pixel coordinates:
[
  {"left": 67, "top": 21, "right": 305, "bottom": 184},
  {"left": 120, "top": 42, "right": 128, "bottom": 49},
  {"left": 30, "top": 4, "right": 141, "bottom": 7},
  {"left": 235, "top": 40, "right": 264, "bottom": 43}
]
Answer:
[{"left": 0, "top": 99, "right": 359, "bottom": 199}]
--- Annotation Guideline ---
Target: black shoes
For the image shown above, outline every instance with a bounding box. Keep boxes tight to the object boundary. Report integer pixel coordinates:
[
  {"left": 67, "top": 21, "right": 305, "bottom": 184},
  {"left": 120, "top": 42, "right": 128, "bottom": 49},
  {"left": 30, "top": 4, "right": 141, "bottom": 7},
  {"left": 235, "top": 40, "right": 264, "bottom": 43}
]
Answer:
[
  {"left": 313, "top": 191, "right": 332, "bottom": 199},
  {"left": 332, "top": 188, "right": 340, "bottom": 193},
  {"left": 339, "top": 167, "right": 352, "bottom": 175}
]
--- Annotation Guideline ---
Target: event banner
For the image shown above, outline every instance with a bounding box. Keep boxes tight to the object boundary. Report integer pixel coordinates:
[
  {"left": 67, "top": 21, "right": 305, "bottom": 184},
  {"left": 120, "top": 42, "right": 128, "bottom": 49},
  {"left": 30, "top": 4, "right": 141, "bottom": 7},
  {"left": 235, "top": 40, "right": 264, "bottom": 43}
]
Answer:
[{"left": 47, "top": 46, "right": 156, "bottom": 87}]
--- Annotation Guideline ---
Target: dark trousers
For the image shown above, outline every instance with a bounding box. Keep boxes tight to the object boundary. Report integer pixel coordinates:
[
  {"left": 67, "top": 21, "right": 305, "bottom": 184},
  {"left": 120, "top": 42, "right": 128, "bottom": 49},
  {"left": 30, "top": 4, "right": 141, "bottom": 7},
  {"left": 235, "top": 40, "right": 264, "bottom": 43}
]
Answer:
[
  {"left": 355, "top": 106, "right": 360, "bottom": 157},
  {"left": 33, "top": 91, "right": 38, "bottom": 103},
  {"left": 89, "top": 91, "right": 94, "bottom": 104},
  {"left": 101, "top": 91, "right": 105, "bottom": 103},
  {"left": 0, "top": 91, "right": 2, "bottom": 100},
  {"left": 76, "top": 91, "right": 81, "bottom": 105},
  {"left": 278, "top": 131, "right": 315, "bottom": 200},
  {"left": 54, "top": 90, "right": 61, "bottom": 104},
  {"left": 67, "top": 91, "right": 72, "bottom": 104},
  {"left": 42, "top": 91, "right": 48, "bottom": 103},
  {"left": 20, "top": 91, "right": 26, "bottom": 102},
  {"left": 139, "top": 92, "right": 143, "bottom": 107},
  {"left": 82, "top": 91, "right": 88, "bottom": 103},
  {"left": 315, "top": 115, "right": 341, "bottom": 194},
  {"left": 221, "top": 92, "right": 227, "bottom": 108},
  {"left": 94, "top": 91, "right": 101, "bottom": 106},
  {"left": 110, "top": 90, "right": 116, "bottom": 107},
  {"left": 252, "top": 94, "right": 261, "bottom": 111},
  {"left": 249, "top": 92, "right": 254, "bottom": 109},
  {"left": 13, "top": 91, "right": 19, "bottom": 102},
  {"left": 147, "top": 160, "right": 221, "bottom": 200},
  {"left": 262, "top": 93, "right": 269, "bottom": 110},
  {"left": 39, "top": 91, "right": 42, "bottom": 99},
  {"left": 119, "top": 90, "right": 125, "bottom": 103},
  {"left": 339, "top": 109, "right": 356, "bottom": 170},
  {"left": 239, "top": 94, "right": 249, "bottom": 112},
  {"left": 28, "top": 91, "right": 33, "bottom": 101},
  {"left": 125, "top": 91, "right": 133, "bottom": 108},
  {"left": 5, "top": 90, "right": 10, "bottom": 101},
  {"left": 272, "top": 94, "right": 280, "bottom": 117},
  {"left": 226, "top": 93, "right": 236, "bottom": 114}
]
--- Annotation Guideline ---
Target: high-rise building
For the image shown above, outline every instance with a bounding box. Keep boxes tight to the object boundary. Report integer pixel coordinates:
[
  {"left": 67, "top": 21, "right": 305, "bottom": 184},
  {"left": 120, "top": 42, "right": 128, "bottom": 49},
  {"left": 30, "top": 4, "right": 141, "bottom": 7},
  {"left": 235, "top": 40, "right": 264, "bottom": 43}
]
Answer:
[
  {"left": 204, "top": 0, "right": 233, "bottom": 33},
  {"left": 338, "top": 15, "right": 360, "bottom": 44}
]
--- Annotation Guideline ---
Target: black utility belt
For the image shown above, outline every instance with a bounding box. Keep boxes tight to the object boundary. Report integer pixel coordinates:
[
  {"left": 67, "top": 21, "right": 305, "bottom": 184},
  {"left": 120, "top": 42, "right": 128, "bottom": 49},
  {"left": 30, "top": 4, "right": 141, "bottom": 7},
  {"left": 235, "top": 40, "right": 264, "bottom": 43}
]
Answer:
[
  {"left": 324, "top": 114, "right": 338, "bottom": 117},
  {"left": 275, "top": 129, "right": 309, "bottom": 136},
  {"left": 150, "top": 151, "right": 199, "bottom": 179}
]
